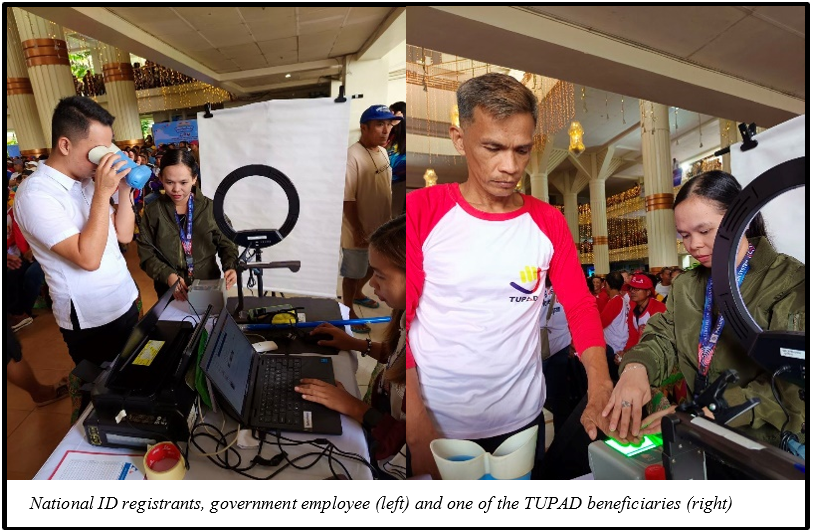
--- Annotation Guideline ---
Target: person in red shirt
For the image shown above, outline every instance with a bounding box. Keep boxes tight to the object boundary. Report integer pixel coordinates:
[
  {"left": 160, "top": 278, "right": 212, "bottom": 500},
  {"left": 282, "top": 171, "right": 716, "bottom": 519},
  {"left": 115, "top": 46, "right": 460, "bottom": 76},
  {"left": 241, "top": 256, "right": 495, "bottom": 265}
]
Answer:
[
  {"left": 592, "top": 275, "right": 609, "bottom": 314},
  {"left": 600, "top": 271, "right": 630, "bottom": 381},
  {"left": 6, "top": 188, "right": 45, "bottom": 331},
  {"left": 619, "top": 273, "right": 666, "bottom": 360}
]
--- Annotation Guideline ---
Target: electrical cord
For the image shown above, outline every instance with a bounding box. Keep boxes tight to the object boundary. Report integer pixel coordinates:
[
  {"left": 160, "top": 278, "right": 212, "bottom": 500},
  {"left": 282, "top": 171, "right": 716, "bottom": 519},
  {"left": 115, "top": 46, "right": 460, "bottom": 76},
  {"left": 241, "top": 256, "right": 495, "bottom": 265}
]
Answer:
[
  {"left": 268, "top": 431, "right": 354, "bottom": 480},
  {"left": 770, "top": 366, "right": 798, "bottom": 452},
  {"left": 273, "top": 432, "right": 377, "bottom": 479},
  {"left": 186, "top": 297, "right": 202, "bottom": 318},
  {"left": 381, "top": 460, "right": 407, "bottom": 480},
  {"left": 190, "top": 423, "right": 362, "bottom": 480}
]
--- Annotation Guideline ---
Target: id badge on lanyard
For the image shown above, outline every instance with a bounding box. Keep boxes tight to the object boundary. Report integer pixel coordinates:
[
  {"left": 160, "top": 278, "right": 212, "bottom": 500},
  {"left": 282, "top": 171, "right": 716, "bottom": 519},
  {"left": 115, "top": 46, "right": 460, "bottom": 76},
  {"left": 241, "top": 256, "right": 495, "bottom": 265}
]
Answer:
[
  {"left": 694, "top": 243, "right": 755, "bottom": 396},
  {"left": 176, "top": 194, "right": 194, "bottom": 280}
]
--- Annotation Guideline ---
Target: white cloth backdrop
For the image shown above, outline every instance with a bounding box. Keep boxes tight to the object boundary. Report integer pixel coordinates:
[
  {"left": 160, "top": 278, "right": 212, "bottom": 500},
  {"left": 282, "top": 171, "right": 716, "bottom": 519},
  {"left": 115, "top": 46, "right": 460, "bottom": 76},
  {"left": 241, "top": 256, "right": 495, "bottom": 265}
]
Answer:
[
  {"left": 730, "top": 114, "right": 805, "bottom": 264},
  {"left": 197, "top": 98, "right": 351, "bottom": 297}
]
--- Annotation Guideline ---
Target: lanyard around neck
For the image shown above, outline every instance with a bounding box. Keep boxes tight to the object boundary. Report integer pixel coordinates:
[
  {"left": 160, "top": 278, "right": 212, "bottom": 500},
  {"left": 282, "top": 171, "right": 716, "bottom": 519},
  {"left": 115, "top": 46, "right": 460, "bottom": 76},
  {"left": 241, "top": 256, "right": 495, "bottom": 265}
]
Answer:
[
  {"left": 175, "top": 194, "right": 194, "bottom": 279},
  {"left": 695, "top": 243, "right": 756, "bottom": 384}
]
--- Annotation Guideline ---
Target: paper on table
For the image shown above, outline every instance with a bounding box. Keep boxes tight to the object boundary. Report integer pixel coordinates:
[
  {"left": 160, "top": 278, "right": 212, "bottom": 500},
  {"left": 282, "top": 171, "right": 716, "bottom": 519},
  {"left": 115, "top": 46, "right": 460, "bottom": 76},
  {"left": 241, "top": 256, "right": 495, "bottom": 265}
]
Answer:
[
  {"left": 158, "top": 299, "right": 200, "bottom": 322},
  {"left": 49, "top": 451, "right": 145, "bottom": 480}
]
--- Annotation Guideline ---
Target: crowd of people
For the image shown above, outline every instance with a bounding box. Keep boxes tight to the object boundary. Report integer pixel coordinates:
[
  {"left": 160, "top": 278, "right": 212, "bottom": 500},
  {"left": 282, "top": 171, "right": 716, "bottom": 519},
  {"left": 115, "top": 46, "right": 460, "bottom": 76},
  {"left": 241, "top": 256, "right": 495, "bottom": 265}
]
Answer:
[{"left": 73, "top": 61, "right": 199, "bottom": 99}]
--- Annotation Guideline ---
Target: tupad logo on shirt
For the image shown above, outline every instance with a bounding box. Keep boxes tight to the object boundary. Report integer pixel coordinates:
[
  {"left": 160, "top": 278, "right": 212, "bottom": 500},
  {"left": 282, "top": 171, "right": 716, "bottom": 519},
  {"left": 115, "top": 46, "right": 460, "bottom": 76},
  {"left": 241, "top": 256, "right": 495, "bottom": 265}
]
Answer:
[{"left": 509, "top": 266, "right": 542, "bottom": 302}]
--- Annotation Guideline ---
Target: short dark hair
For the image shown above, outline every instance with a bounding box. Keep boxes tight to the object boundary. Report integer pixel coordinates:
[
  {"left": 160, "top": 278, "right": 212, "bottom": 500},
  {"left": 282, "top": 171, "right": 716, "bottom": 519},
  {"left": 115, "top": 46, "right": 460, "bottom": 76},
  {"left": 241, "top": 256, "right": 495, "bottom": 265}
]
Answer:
[
  {"left": 606, "top": 271, "right": 625, "bottom": 291},
  {"left": 51, "top": 96, "right": 114, "bottom": 149},
  {"left": 456, "top": 73, "right": 537, "bottom": 128},
  {"left": 674, "top": 170, "right": 767, "bottom": 239},
  {"left": 159, "top": 148, "right": 199, "bottom": 178}
]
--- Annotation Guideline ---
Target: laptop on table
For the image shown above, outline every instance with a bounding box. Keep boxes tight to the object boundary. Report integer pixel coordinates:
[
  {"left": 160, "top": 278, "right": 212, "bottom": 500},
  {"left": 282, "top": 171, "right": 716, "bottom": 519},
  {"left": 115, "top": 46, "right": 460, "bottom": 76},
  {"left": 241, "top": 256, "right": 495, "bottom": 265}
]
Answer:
[{"left": 199, "top": 310, "right": 342, "bottom": 435}]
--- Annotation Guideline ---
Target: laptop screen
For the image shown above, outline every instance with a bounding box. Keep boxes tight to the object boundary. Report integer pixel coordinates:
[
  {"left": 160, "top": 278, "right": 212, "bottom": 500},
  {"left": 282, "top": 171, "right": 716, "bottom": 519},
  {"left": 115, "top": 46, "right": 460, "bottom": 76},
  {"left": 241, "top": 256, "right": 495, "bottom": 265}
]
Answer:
[{"left": 200, "top": 311, "right": 254, "bottom": 416}]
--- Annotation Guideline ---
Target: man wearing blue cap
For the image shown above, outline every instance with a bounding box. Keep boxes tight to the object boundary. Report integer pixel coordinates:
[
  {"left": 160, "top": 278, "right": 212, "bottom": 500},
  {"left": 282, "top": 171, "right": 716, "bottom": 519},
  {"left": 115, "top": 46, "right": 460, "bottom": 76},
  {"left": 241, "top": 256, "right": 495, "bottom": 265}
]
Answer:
[{"left": 341, "top": 105, "right": 403, "bottom": 333}]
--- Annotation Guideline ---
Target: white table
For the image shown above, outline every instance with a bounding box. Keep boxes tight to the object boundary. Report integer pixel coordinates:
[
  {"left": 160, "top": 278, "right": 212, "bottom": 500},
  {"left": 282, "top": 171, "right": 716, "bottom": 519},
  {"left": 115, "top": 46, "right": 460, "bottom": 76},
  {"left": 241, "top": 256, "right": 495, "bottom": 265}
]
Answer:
[{"left": 35, "top": 299, "right": 374, "bottom": 480}]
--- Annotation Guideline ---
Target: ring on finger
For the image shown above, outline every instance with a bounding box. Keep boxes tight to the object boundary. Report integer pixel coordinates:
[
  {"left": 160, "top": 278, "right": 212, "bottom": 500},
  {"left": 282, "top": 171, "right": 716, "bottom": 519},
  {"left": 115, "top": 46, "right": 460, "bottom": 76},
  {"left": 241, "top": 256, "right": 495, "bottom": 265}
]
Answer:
[{"left": 621, "top": 400, "right": 632, "bottom": 408}]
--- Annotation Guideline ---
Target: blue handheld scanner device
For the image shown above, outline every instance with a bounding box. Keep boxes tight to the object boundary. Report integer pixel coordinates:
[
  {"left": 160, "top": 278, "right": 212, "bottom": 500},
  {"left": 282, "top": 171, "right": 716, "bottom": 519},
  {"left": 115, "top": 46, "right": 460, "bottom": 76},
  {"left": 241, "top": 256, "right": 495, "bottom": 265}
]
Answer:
[{"left": 88, "top": 145, "right": 152, "bottom": 189}]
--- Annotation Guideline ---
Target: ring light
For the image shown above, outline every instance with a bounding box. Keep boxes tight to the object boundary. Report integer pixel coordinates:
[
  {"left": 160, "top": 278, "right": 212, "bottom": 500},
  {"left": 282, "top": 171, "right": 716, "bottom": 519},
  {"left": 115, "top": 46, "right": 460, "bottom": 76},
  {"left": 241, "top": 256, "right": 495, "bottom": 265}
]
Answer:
[{"left": 212, "top": 164, "right": 300, "bottom": 248}]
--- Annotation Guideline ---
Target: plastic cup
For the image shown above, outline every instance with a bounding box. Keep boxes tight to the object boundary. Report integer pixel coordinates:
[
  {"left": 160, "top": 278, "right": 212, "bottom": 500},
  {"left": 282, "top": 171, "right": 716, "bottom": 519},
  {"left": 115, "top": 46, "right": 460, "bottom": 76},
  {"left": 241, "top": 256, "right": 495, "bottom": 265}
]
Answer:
[
  {"left": 430, "top": 439, "right": 487, "bottom": 480},
  {"left": 88, "top": 145, "right": 152, "bottom": 189}
]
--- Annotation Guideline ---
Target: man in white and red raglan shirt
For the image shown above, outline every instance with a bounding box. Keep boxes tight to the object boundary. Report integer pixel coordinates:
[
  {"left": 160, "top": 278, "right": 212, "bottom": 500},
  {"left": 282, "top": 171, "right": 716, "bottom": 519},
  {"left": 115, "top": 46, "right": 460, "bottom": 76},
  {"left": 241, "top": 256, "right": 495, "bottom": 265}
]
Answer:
[{"left": 405, "top": 73, "right": 615, "bottom": 479}]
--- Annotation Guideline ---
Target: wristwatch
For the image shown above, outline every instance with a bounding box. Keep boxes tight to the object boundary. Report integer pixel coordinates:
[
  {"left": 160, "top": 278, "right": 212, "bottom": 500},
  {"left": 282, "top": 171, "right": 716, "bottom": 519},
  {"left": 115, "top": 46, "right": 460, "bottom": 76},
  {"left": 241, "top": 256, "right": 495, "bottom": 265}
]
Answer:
[{"left": 362, "top": 407, "right": 383, "bottom": 430}]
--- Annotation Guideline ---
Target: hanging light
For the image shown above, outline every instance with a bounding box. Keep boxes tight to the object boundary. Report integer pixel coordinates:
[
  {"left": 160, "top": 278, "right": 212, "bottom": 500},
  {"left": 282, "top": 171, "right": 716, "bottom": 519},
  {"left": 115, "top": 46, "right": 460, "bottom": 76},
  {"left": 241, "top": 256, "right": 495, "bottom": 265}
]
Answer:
[
  {"left": 423, "top": 168, "right": 438, "bottom": 187},
  {"left": 568, "top": 121, "right": 585, "bottom": 156},
  {"left": 450, "top": 105, "right": 460, "bottom": 128}
]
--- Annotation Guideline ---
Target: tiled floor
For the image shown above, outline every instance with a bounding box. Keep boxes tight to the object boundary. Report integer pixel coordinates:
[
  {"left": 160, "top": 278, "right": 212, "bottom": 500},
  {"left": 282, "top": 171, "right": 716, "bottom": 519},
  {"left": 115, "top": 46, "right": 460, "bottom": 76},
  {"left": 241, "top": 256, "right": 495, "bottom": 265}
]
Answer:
[{"left": 4, "top": 244, "right": 392, "bottom": 479}]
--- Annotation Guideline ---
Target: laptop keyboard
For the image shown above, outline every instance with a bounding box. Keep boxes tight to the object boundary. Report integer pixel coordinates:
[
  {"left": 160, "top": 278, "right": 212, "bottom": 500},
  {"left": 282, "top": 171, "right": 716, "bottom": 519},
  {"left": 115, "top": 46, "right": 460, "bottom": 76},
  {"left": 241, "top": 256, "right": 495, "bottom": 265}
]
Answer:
[{"left": 257, "top": 357, "right": 303, "bottom": 426}]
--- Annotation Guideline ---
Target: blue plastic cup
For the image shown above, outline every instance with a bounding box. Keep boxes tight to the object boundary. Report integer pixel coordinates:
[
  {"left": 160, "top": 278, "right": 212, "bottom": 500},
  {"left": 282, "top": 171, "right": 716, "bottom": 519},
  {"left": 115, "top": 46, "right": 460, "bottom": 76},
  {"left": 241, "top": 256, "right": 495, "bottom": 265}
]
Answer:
[{"left": 88, "top": 145, "right": 152, "bottom": 189}]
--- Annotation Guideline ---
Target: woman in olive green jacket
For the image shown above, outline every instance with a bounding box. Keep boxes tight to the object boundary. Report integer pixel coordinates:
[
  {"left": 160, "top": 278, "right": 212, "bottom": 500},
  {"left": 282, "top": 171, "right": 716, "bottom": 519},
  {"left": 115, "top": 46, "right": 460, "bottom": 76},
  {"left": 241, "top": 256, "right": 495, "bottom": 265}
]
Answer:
[
  {"left": 137, "top": 149, "right": 238, "bottom": 301},
  {"left": 606, "top": 171, "right": 805, "bottom": 451}
]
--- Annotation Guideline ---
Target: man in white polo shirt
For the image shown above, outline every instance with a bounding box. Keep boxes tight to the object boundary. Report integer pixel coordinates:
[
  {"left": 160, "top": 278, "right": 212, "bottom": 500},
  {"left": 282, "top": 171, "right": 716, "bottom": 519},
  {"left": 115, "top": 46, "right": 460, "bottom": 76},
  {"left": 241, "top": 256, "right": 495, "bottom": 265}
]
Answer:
[
  {"left": 14, "top": 96, "right": 139, "bottom": 416},
  {"left": 406, "top": 73, "right": 616, "bottom": 479}
]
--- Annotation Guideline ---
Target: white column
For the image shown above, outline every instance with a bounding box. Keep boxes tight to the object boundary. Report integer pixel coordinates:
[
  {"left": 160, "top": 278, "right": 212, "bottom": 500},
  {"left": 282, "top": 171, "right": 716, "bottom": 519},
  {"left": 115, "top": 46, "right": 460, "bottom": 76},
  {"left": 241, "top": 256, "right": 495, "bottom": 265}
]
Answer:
[
  {"left": 589, "top": 178, "right": 609, "bottom": 274},
  {"left": 6, "top": 8, "right": 47, "bottom": 157},
  {"left": 527, "top": 141, "right": 553, "bottom": 202},
  {"left": 13, "top": 8, "right": 76, "bottom": 149},
  {"left": 550, "top": 170, "right": 589, "bottom": 244},
  {"left": 563, "top": 192, "right": 579, "bottom": 243},
  {"left": 530, "top": 172, "right": 549, "bottom": 202},
  {"left": 99, "top": 44, "right": 143, "bottom": 149},
  {"left": 640, "top": 100, "right": 678, "bottom": 272}
]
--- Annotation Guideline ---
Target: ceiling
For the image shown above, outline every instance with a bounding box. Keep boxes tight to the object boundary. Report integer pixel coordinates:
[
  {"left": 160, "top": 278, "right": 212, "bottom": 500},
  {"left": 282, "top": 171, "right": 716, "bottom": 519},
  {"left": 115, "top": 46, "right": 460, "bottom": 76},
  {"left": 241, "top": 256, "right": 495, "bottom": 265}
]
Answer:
[
  {"left": 524, "top": 5, "right": 805, "bottom": 99},
  {"left": 405, "top": 6, "right": 805, "bottom": 201},
  {"left": 408, "top": 6, "right": 804, "bottom": 126},
  {"left": 21, "top": 6, "right": 405, "bottom": 97}
]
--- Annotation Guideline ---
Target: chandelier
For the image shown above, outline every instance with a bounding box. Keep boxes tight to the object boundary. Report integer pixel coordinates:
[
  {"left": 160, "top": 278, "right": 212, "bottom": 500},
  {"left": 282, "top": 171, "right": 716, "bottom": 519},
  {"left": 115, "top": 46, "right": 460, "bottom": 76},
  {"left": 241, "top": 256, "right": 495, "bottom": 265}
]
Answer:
[
  {"left": 568, "top": 121, "right": 585, "bottom": 156},
  {"left": 423, "top": 168, "right": 438, "bottom": 187}
]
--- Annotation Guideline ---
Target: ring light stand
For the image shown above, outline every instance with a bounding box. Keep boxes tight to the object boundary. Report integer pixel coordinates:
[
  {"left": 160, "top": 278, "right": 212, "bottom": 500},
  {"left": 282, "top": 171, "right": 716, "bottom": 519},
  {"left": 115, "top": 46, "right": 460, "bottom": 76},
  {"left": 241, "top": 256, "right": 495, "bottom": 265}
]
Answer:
[{"left": 213, "top": 164, "right": 302, "bottom": 315}]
